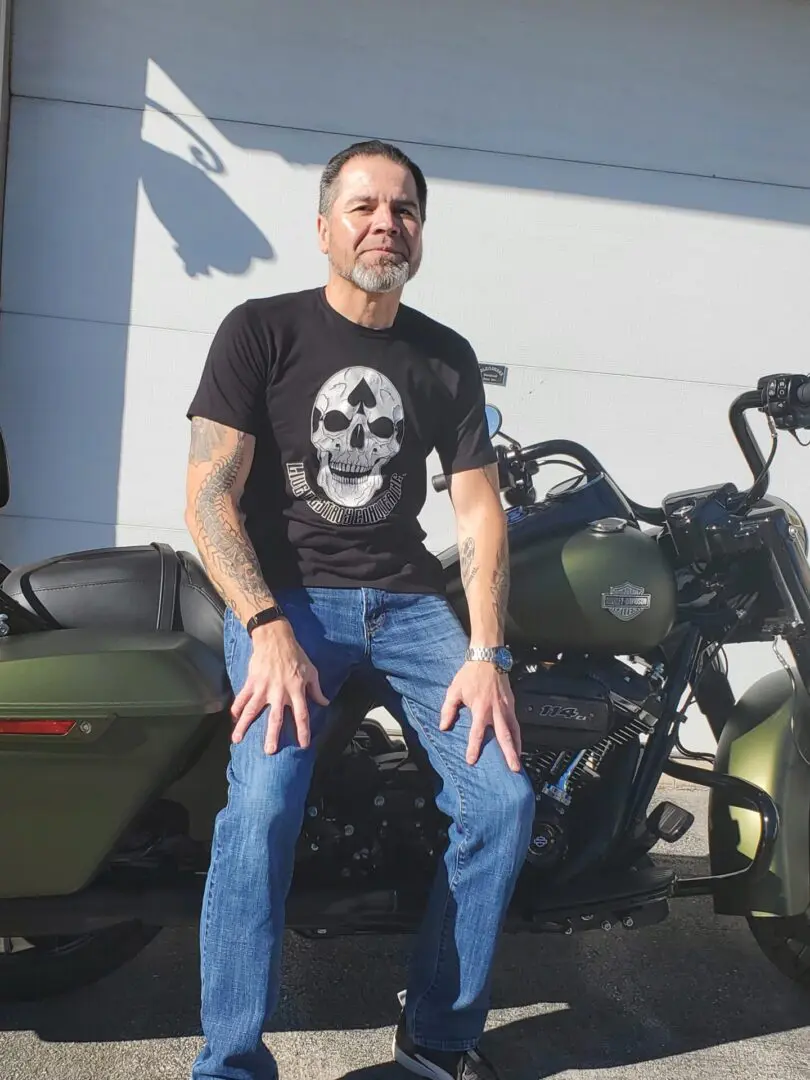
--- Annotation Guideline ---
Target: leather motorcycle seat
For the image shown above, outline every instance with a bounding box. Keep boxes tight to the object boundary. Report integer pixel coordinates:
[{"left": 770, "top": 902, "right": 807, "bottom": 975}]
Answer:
[{"left": 2, "top": 543, "right": 225, "bottom": 661}]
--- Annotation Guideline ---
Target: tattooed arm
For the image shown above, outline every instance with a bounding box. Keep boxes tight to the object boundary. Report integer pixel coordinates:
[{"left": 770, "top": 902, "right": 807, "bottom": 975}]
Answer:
[
  {"left": 185, "top": 417, "right": 327, "bottom": 752},
  {"left": 184, "top": 417, "right": 275, "bottom": 623},
  {"left": 440, "top": 464, "right": 520, "bottom": 771},
  {"left": 451, "top": 463, "right": 510, "bottom": 646}
]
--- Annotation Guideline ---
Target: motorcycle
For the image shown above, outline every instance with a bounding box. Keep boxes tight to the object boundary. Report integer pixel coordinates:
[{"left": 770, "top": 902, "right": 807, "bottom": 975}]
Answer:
[{"left": 1, "top": 372, "right": 810, "bottom": 1003}]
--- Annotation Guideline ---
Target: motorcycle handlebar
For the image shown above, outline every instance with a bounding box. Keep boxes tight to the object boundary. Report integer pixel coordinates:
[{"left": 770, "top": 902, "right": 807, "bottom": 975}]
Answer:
[
  {"left": 432, "top": 372, "right": 810, "bottom": 519},
  {"left": 431, "top": 441, "right": 595, "bottom": 496},
  {"left": 505, "top": 440, "right": 665, "bottom": 524},
  {"left": 432, "top": 439, "right": 666, "bottom": 526},
  {"left": 729, "top": 390, "right": 770, "bottom": 508},
  {"left": 728, "top": 374, "right": 810, "bottom": 511}
]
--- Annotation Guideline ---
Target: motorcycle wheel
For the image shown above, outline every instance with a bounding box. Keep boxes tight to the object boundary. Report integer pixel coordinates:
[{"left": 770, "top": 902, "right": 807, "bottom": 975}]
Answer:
[
  {"left": 747, "top": 911, "right": 810, "bottom": 989},
  {"left": 0, "top": 921, "right": 161, "bottom": 1002}
]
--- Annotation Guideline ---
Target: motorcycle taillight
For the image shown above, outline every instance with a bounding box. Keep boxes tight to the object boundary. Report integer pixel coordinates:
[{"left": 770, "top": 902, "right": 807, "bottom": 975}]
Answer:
[{"left": 0, "top": 719, "right": 75, "bottom": 735}]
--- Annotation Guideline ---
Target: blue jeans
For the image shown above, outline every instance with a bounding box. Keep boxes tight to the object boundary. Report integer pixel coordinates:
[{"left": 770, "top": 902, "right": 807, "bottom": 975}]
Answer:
[{"left": 192, "top": 588, "right": 534, "bottom": 1080}]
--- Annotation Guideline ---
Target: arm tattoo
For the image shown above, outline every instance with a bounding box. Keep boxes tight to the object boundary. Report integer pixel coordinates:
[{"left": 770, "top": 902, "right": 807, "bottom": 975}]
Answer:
[
  {"left": 460, "top": 537, "right": 479, "bottom": 591},
  {"left": 193, "top": 434, "right": 272, "bottom": 613},
  {"left": 190, "top": 418, "right": 230, "bottom": 465},
  {"left": 491, "top": 536, "right": 510, "bottom": 633}
]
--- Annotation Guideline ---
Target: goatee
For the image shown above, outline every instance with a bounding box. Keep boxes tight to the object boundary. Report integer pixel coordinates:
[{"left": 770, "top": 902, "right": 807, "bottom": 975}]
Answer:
[{"left": 346, "top": 255, "right": 413, "bottom": 294}]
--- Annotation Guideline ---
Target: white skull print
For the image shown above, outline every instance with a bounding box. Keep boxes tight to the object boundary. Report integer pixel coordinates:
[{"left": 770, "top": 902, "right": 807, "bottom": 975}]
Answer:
[{"left": 311, "top": 367, "right": 405, "bottom": 508}]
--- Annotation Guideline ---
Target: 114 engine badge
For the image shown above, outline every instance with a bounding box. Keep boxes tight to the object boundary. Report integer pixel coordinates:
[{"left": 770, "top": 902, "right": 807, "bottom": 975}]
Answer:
[{"left": 601, "top": 582, "right": 652, "bottom": 622}]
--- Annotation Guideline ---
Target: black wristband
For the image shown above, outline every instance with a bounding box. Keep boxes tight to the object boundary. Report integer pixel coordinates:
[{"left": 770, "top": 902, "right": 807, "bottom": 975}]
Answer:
[{"left": 246, "top": 605, "right": 286, "bottom": 636}]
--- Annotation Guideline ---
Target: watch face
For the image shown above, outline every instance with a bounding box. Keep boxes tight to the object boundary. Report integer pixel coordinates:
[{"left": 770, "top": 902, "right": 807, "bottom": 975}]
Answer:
[{"left": 495, "top": 647, "right": 513, "bottom": 672}]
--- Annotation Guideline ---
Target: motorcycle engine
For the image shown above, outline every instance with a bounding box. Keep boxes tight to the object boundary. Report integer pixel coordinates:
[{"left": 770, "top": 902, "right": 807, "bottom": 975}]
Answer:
[
  {"left": 297, "top": 656, "right": 661, "bottom": 886},
  {"left": 296, "top": 723, "right": 444, "bottom": 888},
  {"left": 513, "top": 655, "right": 661, "bottom": 870}
]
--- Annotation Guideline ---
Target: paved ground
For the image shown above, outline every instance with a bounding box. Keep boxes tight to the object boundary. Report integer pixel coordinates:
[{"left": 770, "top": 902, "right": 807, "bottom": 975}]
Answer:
[{"left": 1, "top": 783, "right": 809, "bottom": 1079}]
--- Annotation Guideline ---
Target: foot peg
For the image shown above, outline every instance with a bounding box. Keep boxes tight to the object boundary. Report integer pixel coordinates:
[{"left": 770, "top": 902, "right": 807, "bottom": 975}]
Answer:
[{"left": 646, "top": 801, "right": 694, "bottom": 843}]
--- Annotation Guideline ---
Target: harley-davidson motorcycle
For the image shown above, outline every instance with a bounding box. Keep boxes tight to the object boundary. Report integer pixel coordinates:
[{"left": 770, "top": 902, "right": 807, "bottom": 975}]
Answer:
[{"left": 1, "top": 373, "right": 810, "bottom": 1003}]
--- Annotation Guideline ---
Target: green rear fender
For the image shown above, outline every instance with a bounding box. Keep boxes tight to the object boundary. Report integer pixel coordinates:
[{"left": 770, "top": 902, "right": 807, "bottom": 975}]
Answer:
[{"left": 710, "top": 669, "right": 810, "bottom": 917}]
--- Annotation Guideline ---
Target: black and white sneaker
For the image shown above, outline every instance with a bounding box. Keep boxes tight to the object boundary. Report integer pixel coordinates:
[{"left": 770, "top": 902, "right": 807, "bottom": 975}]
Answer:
[{"left": 392, "top": 995, "right": 501, "bottom": 1080}]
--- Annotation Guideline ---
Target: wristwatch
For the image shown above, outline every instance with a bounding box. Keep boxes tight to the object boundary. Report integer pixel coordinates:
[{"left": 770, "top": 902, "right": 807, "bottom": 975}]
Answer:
[
  {"left": 246, "top": 604, "right": 287, "bottom": 637},
  {"left": 465, "top": 645, "right": 514, "bottom": 674}
]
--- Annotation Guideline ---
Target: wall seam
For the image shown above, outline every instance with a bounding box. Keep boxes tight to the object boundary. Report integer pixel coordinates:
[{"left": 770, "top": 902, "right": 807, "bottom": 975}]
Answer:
[{"left": 12, "top": 90, "right": 810, "bottom": 197}]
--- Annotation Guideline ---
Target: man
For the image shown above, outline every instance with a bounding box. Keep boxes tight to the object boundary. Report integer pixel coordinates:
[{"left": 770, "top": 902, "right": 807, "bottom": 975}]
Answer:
[{"left": 185, "top": 139, "right": 534, "bottom": 1080}]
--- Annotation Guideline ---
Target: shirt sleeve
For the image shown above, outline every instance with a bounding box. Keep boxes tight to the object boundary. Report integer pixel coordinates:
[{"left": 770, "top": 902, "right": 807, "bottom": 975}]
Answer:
[
  {"left": 187, "top": 302, "right": 269, "bottom": 436},
  {"left": 435, "top": 339, "right": 498, "bottom": 476}
]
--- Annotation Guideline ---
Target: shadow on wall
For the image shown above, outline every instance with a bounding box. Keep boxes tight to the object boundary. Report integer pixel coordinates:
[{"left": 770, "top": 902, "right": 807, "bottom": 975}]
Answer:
[
  {"left": 0, "top": 96, "right": 276, "bottom": 566},
  {"left": 144, "top": 0, "right": 810, "bottom": 228},
  {"left": 140, "top": 99, "right": 274, "bottom": 278}
]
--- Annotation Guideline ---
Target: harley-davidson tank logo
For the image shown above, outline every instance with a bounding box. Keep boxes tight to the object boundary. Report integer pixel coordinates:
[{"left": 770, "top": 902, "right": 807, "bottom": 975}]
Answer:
[{"left": 601, "top": 582, "right": 651, "bottom": 622}]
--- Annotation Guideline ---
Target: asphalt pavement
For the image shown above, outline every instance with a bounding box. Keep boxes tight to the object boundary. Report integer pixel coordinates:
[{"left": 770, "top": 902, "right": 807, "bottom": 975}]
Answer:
[{"left": 0, "top": 783, "right": 809, "bottom": 1080}]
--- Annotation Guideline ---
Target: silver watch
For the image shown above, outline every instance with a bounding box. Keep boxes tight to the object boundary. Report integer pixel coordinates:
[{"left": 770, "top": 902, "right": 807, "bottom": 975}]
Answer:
[{"left": 465, "top": 645, "right": 513, "bottom": 673}]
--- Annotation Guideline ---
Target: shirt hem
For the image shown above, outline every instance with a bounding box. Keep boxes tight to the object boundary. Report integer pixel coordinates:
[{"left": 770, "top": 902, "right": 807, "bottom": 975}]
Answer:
[
  {"left": 185, "top": 407, "right": 260, "bottom": 438},
  {"left": 441, "top": 449, "right": 498, "bottom": 474}
]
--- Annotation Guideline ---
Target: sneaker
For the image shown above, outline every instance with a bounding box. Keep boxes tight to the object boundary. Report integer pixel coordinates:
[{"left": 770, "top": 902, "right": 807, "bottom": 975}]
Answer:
[{"left": 393, "top": 1004, "right": 501, "bottom": 1080}]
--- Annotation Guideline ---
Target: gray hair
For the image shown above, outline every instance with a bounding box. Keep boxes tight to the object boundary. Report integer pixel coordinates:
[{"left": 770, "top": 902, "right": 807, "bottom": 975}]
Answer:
[{"left": 319, "top": 140, "right": 428, "bottom": 221}]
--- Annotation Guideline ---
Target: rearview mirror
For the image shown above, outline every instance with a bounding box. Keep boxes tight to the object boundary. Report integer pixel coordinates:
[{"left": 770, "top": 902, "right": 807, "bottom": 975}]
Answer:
[
  {"left": 0, "top": 429, "right": 9, "bottom": 509},
  {"left": 485, "top": 404, "right": 503, "bottom": 439}
]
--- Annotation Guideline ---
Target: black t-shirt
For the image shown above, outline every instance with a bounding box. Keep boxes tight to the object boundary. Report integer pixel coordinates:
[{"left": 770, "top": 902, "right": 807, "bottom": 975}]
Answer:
[{"left": 187, "top": 287, "right": 495, "bottom": 594}]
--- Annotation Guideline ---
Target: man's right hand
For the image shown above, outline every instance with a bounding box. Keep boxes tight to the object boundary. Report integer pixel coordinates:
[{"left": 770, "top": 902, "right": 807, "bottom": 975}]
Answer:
[{"left": 230, "top": 621, "right": 329, "bottom": 754}]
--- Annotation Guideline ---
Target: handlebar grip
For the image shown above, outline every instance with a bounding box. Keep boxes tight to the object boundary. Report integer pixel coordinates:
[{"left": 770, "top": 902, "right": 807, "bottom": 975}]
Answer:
[
  {"left": 432, "top": 473, "right": 448, "bottom": 493},
  {"left": 796, "top": 380, "right": 810, "bottom": 406}
]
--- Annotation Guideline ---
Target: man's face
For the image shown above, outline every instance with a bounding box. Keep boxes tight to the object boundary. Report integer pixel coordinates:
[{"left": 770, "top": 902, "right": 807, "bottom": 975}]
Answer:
[{"left": 318, "top": 156, "right": 423, "bottom": 294}]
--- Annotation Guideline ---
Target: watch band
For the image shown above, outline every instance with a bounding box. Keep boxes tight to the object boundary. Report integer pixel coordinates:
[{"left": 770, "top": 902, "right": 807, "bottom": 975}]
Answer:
[
  {"left": 246, "top": 605, "right": 286, "bottom": 636},
  {"left": 465, "top": 645, "right": 513, "bottom": 672},
  {"left": 465, "top": 646, "right": 502, "bottom": 664}
]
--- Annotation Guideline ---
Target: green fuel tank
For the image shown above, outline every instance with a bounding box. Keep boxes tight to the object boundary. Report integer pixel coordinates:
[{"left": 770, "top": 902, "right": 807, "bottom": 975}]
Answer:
[{"left": 444, "top": 472, "right": 677, "bottom": 655}]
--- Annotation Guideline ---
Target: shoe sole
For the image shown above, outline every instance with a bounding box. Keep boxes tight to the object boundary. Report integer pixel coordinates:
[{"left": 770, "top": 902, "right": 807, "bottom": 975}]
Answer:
[{"left": 392, "top": 1037, "right": 455, "bottom": 1080}]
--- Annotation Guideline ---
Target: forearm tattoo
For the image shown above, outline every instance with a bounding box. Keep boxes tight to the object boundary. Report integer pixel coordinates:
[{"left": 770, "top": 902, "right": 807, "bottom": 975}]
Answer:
[
  {"left": 191, "top": 424, "right": 272, "bottom": 614},
  {"left": 460, "top": 536, "right": 479, "bottom": 591},
  {"left": 491, "top": 536, "right": 510, "bottom": 633}
]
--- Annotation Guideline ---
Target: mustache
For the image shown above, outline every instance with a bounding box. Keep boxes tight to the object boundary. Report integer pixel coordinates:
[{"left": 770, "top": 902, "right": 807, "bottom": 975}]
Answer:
[{"left": 360, "top": 246, "right": 407, "bottom": 256}]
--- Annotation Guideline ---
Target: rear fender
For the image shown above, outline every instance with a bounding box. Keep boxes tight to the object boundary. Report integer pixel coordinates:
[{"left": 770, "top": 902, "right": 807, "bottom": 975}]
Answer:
[{"left": 710, "top": 669, "right": 810, "bottom": 917}]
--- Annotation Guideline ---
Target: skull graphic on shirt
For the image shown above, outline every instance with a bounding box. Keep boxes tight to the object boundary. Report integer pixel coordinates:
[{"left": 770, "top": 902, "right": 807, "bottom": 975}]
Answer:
[{"left": 310, "top": 367, "right": 405, "bottom": 508}]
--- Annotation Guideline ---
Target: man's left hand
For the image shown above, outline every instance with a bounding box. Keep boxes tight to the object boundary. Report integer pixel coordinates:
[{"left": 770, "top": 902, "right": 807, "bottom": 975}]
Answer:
[{"left": 440, "top": 661, "right": 522, "bottom": 772}]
